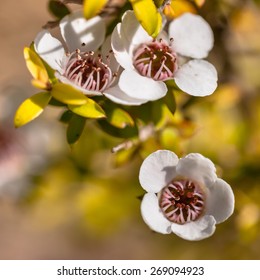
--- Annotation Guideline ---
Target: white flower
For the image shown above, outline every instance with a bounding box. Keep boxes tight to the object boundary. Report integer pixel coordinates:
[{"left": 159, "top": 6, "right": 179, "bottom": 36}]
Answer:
[
  {"left": 139, "top": 150, "right": 234, "bottom": 241},
  {"left": 34, "top": 10, "right": 120, "bottom": 96},
  {"left": 107, "top": 11, "right": 218, "bottom": 105}
]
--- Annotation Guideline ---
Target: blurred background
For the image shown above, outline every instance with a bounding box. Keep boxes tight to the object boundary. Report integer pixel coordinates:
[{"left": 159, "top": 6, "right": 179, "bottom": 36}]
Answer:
[{"left": 0, "top": 0, "right": 260, "bottom": 259}]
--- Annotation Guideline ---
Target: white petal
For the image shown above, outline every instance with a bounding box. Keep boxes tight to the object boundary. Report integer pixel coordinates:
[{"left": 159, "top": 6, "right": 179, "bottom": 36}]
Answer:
[
  {"left": 205, "top": 178, "right": 235, "bottom": 224},
  {"left": 139, "top": 150, "right": 179, "bottom": 193},
  {"left": 141, "top": 193, "right": 172, "bottom": 234},
  {"left": 174, "top": 60, "right": 218, "bottom": 97},
  {"left": 176, "top": 153, "right": 217, "bottom": 188},
  {"left": 34, "top": 30, "right": 64, "bottom": 72},
  {"left": 119, "top": 70, "right": 167, "bottom": 101},
  {"left": 55, "top": 73, "right": 102, "bottom": 96},
  {"left": 104, "top": 85, "right": 147, "bottom": 105},
  {"left": 121, "top": 11, "right": 152, "bottom": 47},
  {"left": 60, "top": 10, "right": 105, "bottom": 52},
  {"left": 101, "top": 35, "right": 120, "bottom": 73},
  {"left": 111, "top": 23, "right": 135, "bottom": 70},
  {"left": 169, "top": 13, "right": 214, "bottom": 59},
  {"left": 171, "top": 215, "right": 216, "bottom": 241}
]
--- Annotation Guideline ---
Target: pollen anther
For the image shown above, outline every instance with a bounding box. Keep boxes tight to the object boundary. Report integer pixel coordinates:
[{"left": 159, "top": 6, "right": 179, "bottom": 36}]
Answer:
[
  {"left": 159, "top": 179, "right": 205, "bottom": 224},
  {"left": 133, "top": 39, "right": 178, "bottom": 81},
  {"left": 63, "top": 50, "right": 116, "bottom": 92}
]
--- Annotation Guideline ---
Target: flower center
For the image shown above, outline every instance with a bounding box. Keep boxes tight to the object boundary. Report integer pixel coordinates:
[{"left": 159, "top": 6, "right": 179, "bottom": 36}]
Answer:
[
  {"left": 63, "top": 49, "right": 116, "bottom": 92},
  {"left": 133, "top": 39, "right": 177, "bottom": 81},
  {"left": 159, "top": 179, "right": 205, "bottom": 224}
]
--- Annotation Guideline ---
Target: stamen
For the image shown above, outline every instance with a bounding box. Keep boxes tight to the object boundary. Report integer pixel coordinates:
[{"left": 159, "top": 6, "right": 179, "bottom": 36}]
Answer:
[
  {"left": 159, "top": 179, "right": 205, "bottom": 224},
  {"left": 133, "top": 39, "right": 177, "bottom": 81},
  {"left": 62, "top": 50, "right": 115, "bottom": 92}
]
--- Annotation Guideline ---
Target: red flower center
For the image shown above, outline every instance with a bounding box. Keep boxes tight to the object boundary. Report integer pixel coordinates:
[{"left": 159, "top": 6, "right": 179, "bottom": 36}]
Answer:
[
  {"left": 63, "top": 49, "right": 116, "bottom": 92},
  {"left": 159, "top": 179, "right": 205, "bottom": 224},
  {"left": 133, "top": 39, "right": 177, "bottom": 81}
]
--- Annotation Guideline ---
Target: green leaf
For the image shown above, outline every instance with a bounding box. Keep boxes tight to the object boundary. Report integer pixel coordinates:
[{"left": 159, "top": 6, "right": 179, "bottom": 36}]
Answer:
[
  {"left": 129, "top": 0, "right": 162, "bottom": 37},
  {"left": 163, "top": 89, "right": 176, "bottom": 115},
  {"left": 59, "top": 110, "right": 73, "bottom": 123},
  {"left": 14, "top": 92, "right": 51, "bottom": 128},
  {"left": 68, "top": 98, "right": 106, "bottom": 119},
  {"left": 105, "top": 104, "right": 134, "bottom": 128},
  {"left": 48, "top": 97, "right": 66, "bottom": 107},
  {"left": 83, "top": 0, "right": 108, "bottom": 19},
  {"left": 51, "top": 83, "right": 87, "bottom": 105},
  {"left": 67, "top": 114, "right": 86, "bottom": 145},
  {"left": 48, "top": 0, "right": 70, "bottom": 19},
  {"left": 98, "top": 120, "right": 138, "bottom": 139},
  {"left": 24, "top": 47, "right": 49, "bottom": 89},
  {"left": 153, "top": 0, "right": 164, "bottom": 7}
]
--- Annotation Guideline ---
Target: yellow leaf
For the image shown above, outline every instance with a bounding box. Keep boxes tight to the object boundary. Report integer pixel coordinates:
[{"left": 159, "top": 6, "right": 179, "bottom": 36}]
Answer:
[
  {"left": 194, "top": 0, "right": 205, "bottom": 7},
  {"left": 51, "top": 83, "right": 88, "bottom": 105},
  {"left": 113, "top": 145, "right": 138, "bottom": 167},
  {"left": 164, "top": 0, "right": 197, "bottom": 19},
  {"left": 31, "top": 79, "right": 50, "bottom": 90},
  {"left": 24, "top": 47, "right": 49, "bottom": 87},
  {"left": 68, "top": 98, "right": 106, "bottom": 119},
  {"left": 83, "top": 0, "right": 108, "bottom": 19},
  {"left": 106, "top": 107, "right": 134, "bottom": 129},
  {"left": 129, "top": 0, "right": 162, "bottom": 38},
  {"left": 14, "top": 92, "right": 51, "bottom": 128}
]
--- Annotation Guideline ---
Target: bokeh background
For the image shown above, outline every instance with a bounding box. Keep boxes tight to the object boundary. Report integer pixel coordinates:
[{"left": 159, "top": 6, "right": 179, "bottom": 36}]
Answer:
[{"left": 0, "top": 0, "right": 260, "bottom": 259}]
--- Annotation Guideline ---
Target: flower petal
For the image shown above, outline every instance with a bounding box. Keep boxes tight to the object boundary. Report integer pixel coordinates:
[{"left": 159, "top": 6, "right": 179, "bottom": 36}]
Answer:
[
  {"left": 171, "top": 215, "right": 216, "bottom": 241},
  {"left": 174, "top": 59, "right": 218, "bottom": 97},
  {"left": 121, "top": 11, "right": 152, "bottom": 48},
  {"left": 205, "top": 178, "right": 235, "bottom": 224},
  {"left": 141, "top": 193, "right": 172, "bottom": 234},
  {"left": 139, "top": 150, "right": 179, "bottom": 193},
  {"left": 169, "top": 13, "right": 214, "bottom": 59},
  {"left": 103, "top": 85, "right": 147, "bottom": 106},
  {"left": 60, "top": 10, "right": 105, "bottom": 52},
  {"left": 176, "top": 153, "right": 217, "bottom": 188},
  {"left": 111, "top": 23, "right": 135, "bottom": 70},
  {"left": 119, "top": 70, "right": 167, "bottom": 101},
  {"left": 101, "top": 35, "right": 120, "bottom": 73},
  {"left": 34, "top": 30, "right": 64, "bottom": 72}
]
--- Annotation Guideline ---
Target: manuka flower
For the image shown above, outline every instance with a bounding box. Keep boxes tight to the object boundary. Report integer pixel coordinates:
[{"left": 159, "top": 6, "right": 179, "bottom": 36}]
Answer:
[
  {"left": 107, "top": 11, "right": 218, "bottom": 105},
  {"left": 139, "top": 150, "right": 234, "bottom": 241},
  {"left": 34, "top": 10, "right": 119, "bottom": 96}
]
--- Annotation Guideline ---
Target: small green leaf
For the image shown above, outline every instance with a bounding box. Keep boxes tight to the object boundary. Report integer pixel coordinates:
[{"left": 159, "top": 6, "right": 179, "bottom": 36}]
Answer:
[
  {"left": 68, "top": 98, "right": 106, "bottom": 119},
  {"left": 153, "top": 0, "right": 164, "bottom": 7},
  {"left": 48, "top": 0, "right": 70, "bottom": 19},
  {"left": 51, "top": 83, "right": 87, "bottom": 105},
  {"left": 98, "top": 120, "right": 138, "bottom": 139},
  {"left": 59, "top": 110, "right": 73, "bottom": 123},
  {"left": 163, "top": 89, "right": 176, "bottom": 115},
  {"left": 49, "top": 97, "right": 66, "bottom": 107},
  {"left": 129, "top": 0, "right": 162, "bottom": 37},
  {"left": 105, "top": 104, "right": 134, "bottom": 128},
  {"left": 83, "top": 0, "right": 108, "bottom": 19},
  {"left": 67, "top": 114, "right": 86, "bottom": 145},
  {"left": 14, "top": 92, "right": 51, "bottom": 128}
]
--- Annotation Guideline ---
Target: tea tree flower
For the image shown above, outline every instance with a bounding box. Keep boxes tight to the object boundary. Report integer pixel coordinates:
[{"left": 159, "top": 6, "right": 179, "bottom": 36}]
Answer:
[
  {"left": 108, "top": 11, "right": 217, "bottom": 105},
  {"left": 34, "top": 10, "right": 119, "bottom": 96},
  {"left": 139, "top": 150, "right": 234, "bottom": 241}
]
